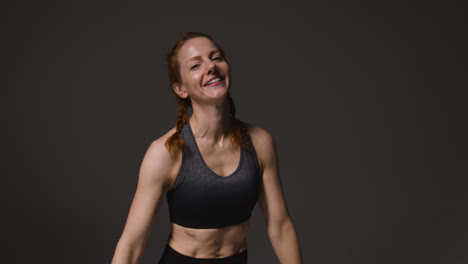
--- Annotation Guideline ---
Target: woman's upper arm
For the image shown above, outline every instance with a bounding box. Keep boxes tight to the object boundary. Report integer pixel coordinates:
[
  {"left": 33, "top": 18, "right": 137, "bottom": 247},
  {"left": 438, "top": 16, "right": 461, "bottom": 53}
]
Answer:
[
  {"left": 117, "top": 137, "right": 175, "bottom": 248},
  {"left": 250, "top": 126, "right": 291, "bottom": 235}
]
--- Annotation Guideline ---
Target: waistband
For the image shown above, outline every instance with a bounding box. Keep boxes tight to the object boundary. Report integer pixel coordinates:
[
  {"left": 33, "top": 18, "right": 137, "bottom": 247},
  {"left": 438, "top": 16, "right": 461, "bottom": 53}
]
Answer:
[{"left": 163, "top": 244, "right": 248, "bottom": 263}]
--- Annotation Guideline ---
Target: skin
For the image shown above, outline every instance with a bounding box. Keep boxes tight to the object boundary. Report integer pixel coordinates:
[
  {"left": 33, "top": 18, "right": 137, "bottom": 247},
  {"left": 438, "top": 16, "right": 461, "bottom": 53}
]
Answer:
[{"left": 111, "top": 37, "right": 303, "bottom": 263}]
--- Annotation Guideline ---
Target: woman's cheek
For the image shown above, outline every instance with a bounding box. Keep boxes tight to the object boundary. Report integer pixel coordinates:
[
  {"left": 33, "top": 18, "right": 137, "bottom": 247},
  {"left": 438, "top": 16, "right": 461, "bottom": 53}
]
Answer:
[{"left": 194, "top": 73, "right": 203, "bottom": 82}]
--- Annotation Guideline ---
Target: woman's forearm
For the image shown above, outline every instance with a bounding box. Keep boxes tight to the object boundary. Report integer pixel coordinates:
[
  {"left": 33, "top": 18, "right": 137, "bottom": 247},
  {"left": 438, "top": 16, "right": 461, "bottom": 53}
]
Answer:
[
  {"left": 111, "top": 240, "right": 143, "bottom": 264},
  {"left": 269, "top": 218, "right": 303, "bottom": 264}
]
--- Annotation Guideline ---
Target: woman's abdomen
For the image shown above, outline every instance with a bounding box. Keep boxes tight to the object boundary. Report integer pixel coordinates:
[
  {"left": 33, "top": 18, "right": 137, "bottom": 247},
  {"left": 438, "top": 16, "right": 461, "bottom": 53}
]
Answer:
[{"left": 167, "top": 219, "right": 250, "bottom": 258}]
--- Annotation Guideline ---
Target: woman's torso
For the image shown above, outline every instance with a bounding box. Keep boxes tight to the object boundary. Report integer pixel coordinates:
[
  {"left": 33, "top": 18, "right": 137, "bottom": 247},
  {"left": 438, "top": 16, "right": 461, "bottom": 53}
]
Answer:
[{"left": 160, "top": 122, "right": 262, "bottom": 258}]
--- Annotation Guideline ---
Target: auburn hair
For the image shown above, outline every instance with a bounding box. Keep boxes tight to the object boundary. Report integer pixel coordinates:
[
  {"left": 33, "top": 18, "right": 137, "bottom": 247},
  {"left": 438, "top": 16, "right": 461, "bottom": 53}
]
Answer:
[{"left": 164, "top": 32, "right": 251, "bottom": 158}]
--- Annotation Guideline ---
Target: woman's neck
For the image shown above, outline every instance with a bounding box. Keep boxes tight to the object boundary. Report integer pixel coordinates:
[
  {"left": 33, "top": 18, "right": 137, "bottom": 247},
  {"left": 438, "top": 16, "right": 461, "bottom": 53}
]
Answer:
[{"left": 189, "top": 100, "right": 233, "bottom": 146}]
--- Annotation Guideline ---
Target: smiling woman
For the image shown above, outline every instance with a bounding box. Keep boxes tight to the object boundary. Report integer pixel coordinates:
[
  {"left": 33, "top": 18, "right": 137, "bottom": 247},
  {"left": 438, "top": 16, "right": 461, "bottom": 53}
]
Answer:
[{"left": 110, "top": 32, "right": 303, "bottom": 264}]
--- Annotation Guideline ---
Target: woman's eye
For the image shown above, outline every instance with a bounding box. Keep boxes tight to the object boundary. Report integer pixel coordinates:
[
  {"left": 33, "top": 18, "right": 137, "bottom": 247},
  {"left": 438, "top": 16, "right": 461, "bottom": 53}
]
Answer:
[
  {"left": 190, "top": 64, "right": 199, "bottom": 70},
  {"left": 212, "top": 56, "right": 222, "bottom": 61}
]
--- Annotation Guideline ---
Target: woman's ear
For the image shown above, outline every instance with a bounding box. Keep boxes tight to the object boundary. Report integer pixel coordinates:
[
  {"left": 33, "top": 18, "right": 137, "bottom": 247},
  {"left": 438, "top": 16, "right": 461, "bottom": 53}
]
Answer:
[{"left": 172, "top": 83, "right": 189, "bottom": 99}]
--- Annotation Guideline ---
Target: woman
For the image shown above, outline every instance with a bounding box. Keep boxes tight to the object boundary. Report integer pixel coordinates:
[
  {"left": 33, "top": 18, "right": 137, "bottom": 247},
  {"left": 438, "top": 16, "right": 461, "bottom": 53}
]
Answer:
[{"left": 111, "top": 32, "right": 303, "bottom": 264}]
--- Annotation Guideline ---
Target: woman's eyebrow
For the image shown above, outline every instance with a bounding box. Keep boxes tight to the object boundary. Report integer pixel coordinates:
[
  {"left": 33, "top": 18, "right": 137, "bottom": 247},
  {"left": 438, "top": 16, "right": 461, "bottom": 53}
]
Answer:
[
  {"left": 209, "top": 49, "right": 220, "bottom": 56},
  {"left": 184, "top": 50, "right": 221, "bottom": 66},
  {"left": 185, "top": 56, "right": 202, "bottom": 66}
]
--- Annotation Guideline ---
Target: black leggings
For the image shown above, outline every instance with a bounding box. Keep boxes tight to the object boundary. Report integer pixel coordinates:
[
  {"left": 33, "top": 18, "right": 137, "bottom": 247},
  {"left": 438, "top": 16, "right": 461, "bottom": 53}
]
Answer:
[{"left": 157, "top": 244, "right": 248, "bottom": 264}]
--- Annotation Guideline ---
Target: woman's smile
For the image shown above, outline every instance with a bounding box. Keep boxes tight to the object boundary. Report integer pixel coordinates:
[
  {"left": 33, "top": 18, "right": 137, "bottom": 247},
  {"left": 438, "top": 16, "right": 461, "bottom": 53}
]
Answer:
[{"left": 203, "top": 76, "right": 225, "bottom": 87}]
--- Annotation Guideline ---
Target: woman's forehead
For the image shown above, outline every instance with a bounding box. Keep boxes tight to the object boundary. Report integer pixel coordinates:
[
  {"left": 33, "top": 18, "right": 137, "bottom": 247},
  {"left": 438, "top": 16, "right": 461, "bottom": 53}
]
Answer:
[{"left": 178, "top": 37, "right": 219, "bottom": 63}]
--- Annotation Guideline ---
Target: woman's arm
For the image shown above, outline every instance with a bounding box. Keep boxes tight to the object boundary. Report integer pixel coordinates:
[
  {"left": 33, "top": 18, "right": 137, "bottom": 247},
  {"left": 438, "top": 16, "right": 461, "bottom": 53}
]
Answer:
[
  {"left": 251, "top": 126, "right": 303, "bottom": 264},
  {"left": 111, "top": 137, "right": 176, "bottom": 264}
]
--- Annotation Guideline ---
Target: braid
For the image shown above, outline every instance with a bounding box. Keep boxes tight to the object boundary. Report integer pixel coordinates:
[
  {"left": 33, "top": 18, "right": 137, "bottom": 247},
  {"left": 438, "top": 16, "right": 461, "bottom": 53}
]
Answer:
[
  {"left": 226, "top": 92, "right": 251, "bottom": 149},
  {"left": 165, "top": 95, "right": 191, "bottom": 158},
  {"left": 175, "top": 96, "right": 191, "bottom": 133}
]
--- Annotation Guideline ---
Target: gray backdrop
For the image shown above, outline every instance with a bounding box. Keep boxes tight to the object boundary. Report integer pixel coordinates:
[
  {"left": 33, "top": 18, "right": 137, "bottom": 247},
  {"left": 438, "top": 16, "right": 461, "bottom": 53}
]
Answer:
[{"left": 5, "top": 1, "right": 467, "bottom": 264}]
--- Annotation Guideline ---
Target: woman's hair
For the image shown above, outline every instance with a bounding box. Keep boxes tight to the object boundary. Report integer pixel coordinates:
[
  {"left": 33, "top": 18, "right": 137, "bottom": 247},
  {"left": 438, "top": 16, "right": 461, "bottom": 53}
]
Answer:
[{"left": 164, "top": 32, "right": 251, "bottom": 158}]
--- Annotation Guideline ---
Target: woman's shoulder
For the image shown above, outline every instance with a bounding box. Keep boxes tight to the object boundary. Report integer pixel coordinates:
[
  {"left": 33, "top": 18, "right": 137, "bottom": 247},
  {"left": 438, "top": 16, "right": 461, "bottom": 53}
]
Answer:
[
  {"left": 242, "top": 121, "right": 275, "bottom": 146},
  {"left": 140, "top": 127, "right": 181, "bottom": 189},
  {"left": 143, "top": 127, "right": 180, "bottom": 170},
  {"left": 241, "top": 122, "right": 277, "bottom": 170}
]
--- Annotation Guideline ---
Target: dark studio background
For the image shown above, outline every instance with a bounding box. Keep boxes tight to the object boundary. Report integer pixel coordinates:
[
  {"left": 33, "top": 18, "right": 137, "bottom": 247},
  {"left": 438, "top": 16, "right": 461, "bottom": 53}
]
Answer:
[{"left": 5, "top": 1, "right": 467, "bottom": 263}]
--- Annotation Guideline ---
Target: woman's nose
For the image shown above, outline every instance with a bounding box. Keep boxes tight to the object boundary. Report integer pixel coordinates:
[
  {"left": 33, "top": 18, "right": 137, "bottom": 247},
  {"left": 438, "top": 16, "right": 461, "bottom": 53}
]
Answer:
[{"left": 207, "top": 61, "right": 217, "bottom": 73}]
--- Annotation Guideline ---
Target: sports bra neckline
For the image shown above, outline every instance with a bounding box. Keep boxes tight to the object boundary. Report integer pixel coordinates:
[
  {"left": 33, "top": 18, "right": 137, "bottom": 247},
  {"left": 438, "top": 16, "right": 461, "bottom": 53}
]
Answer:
[{"left": 186, "top": 121, "right": 244, "bottom": 179}]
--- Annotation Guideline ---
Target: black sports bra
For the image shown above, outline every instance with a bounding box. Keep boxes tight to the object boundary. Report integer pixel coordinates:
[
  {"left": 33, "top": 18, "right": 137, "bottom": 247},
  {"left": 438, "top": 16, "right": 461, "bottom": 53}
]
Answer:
[{"left": 166, "top": 121, "right": 262, "bottom": 229}]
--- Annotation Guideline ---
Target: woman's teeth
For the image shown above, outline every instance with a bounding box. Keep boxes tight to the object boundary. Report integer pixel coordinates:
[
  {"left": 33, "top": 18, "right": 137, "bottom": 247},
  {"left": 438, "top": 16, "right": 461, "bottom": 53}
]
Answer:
[{"left": 205, "top": 77, "right": 221, "bottom": 85}]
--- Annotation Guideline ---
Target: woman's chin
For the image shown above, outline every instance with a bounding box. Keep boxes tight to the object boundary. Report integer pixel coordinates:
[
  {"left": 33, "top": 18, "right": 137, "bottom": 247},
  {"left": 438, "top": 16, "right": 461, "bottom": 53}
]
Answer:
[{"left": 204, "top": 85, "right": 229, "bottom": 98}]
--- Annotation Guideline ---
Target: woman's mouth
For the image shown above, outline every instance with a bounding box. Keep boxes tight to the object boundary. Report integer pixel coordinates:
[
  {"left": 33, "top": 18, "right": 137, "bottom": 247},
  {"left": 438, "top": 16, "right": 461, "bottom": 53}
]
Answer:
[{"left": 203, "top": 76, "right": 224, "bottom": 87}]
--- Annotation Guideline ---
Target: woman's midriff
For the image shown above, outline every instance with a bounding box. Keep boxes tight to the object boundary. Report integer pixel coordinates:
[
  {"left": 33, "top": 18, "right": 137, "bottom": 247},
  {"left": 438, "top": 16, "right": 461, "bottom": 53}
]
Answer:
[{"left": 167, "top": 219, "right": 250, "bottom": 258}]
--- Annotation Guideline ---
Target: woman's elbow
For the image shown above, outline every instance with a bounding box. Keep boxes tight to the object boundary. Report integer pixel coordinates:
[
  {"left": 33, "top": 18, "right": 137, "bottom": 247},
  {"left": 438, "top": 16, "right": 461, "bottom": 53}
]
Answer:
[{"left": 267, "top": 216, "right": 295, "bottom": 240}]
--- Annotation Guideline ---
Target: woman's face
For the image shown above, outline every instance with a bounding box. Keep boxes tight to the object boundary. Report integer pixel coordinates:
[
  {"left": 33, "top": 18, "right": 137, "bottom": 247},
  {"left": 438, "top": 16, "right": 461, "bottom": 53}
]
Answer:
[{"left": 174, "top": 37, "right": 230, "bottom": 104}]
